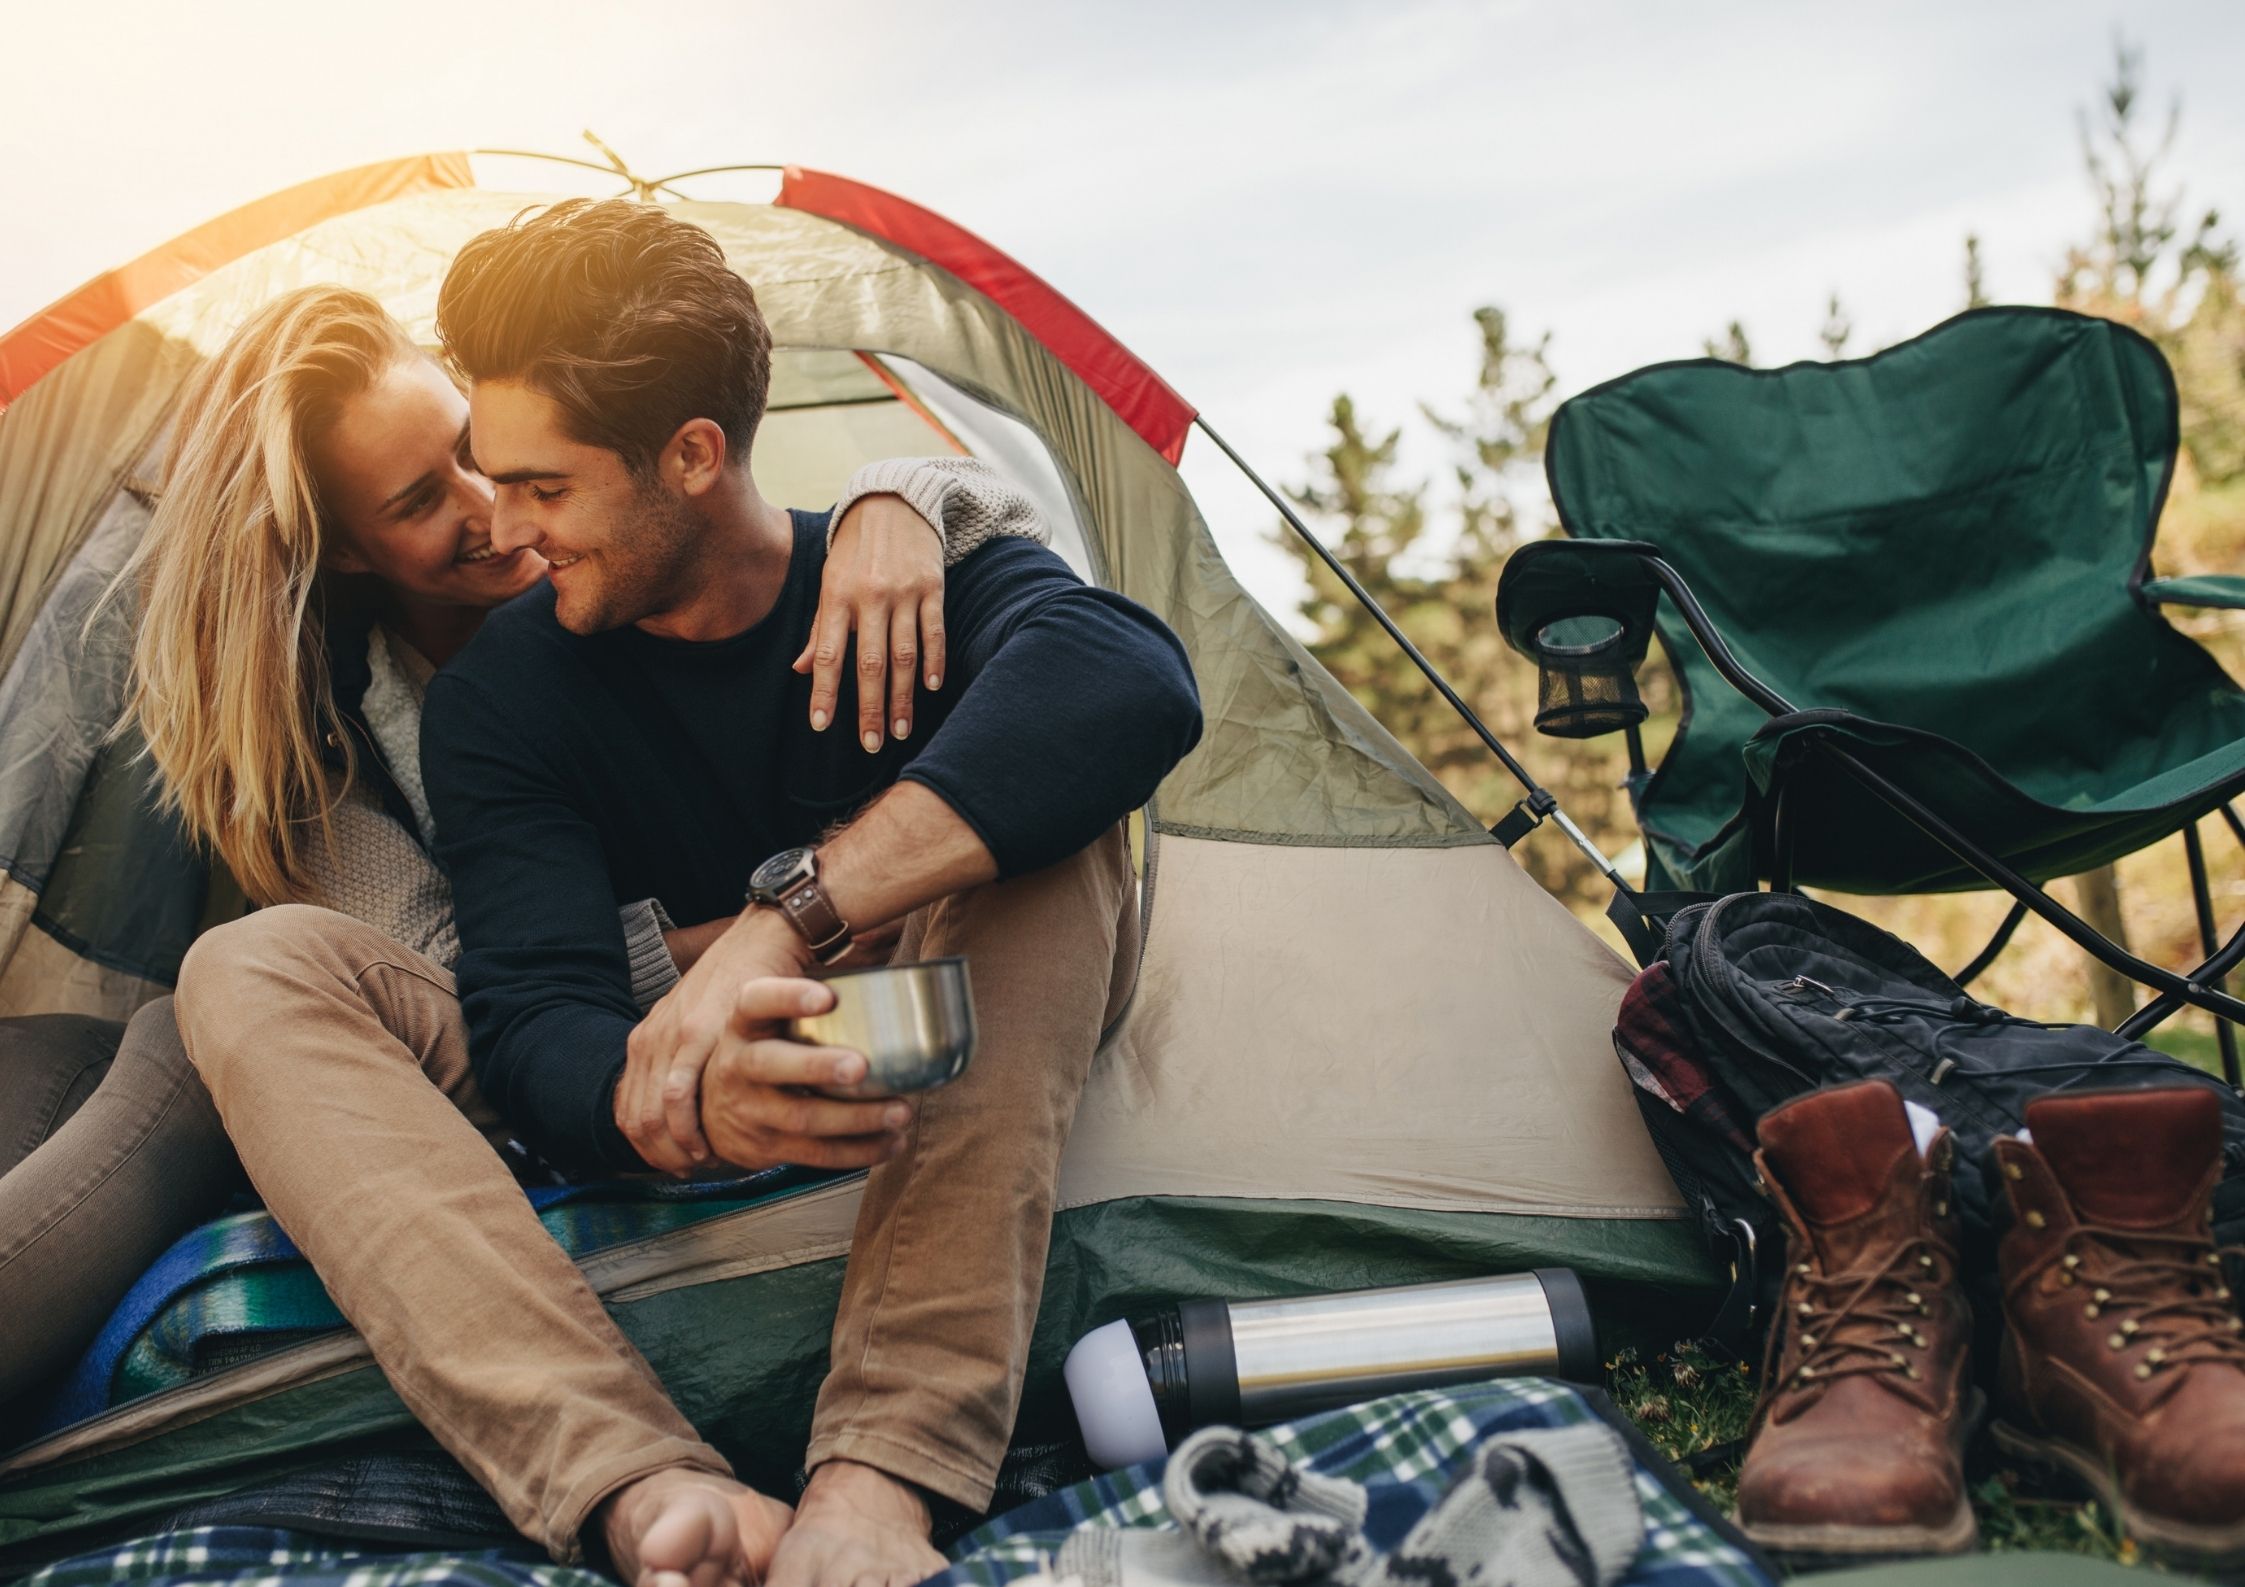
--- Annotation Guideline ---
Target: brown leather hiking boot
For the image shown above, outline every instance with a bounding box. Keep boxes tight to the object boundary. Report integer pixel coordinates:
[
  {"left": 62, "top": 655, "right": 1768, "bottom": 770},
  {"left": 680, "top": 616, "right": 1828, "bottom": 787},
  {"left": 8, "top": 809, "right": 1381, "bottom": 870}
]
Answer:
[
  {"left": 1735, "top": 1080, "right": 1978, "bottom": 1563},
  {"left": 1992, "top": 1086, "right": 2245, "bottom": 1567}
]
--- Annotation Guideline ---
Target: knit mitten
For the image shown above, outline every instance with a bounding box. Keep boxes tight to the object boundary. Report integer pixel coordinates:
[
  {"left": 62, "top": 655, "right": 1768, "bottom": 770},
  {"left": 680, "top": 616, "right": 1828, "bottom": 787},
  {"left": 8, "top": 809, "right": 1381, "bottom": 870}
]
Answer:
[
  {"left": 1353, "top": 1425, "right": 1643, "bottom": 1587},
  {"left": 1163, "top": 1427, "right": 1371, "bottom": 1583}
]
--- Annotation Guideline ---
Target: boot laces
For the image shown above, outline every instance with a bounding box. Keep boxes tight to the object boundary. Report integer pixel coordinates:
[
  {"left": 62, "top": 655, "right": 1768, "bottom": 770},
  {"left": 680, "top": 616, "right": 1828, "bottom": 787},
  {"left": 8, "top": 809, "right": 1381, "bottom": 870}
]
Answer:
[
  {"left": 2067, "top": 1226, "right": 2245, "bottom": 1380},
  {"left": 1785, "top": 1237, "right": 1943, "bottom": 1390}
]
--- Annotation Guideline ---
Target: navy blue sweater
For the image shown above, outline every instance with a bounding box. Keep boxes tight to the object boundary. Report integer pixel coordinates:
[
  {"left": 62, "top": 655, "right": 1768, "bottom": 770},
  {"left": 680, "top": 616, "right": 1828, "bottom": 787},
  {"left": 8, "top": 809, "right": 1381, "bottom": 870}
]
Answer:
[{"left": 421, "top": 511, "right": 1201, "bottom": 1177}]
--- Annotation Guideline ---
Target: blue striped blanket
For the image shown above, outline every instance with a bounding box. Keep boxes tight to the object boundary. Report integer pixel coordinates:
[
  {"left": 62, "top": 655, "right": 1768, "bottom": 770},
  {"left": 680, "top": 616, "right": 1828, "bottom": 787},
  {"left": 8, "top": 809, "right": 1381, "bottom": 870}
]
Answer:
[{"left": 33, "top": 1167, "right": 843, "bottom": 1434}]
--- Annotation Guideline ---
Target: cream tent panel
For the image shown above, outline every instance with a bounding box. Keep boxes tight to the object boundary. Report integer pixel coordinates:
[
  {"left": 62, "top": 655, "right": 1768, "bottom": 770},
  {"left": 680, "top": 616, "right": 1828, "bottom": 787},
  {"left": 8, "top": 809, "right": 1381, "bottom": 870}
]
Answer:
[{"left": 1065, "top": 836, "right": 1678, "bottom": 1218}]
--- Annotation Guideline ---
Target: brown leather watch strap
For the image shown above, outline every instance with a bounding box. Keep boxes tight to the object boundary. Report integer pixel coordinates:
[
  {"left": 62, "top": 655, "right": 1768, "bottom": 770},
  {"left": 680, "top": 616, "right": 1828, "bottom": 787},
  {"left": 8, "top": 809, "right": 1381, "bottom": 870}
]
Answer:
[{"left": 774, "top": 873, "right": 852, "bottom": 964}]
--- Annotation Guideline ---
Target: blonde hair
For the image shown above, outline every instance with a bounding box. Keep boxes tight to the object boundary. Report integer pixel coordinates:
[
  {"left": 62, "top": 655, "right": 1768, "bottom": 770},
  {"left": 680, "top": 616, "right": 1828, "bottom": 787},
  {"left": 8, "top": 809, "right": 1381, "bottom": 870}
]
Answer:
[{"left": 122, "top": 285, "right": 419, "bottom": 905}]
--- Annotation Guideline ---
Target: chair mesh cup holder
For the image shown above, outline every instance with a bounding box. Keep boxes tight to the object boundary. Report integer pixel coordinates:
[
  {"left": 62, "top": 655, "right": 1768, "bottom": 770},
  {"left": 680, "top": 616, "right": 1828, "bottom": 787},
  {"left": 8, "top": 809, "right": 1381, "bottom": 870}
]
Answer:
[{"left": 1530, "top": 614, "right": 1647, "bottom": 738}]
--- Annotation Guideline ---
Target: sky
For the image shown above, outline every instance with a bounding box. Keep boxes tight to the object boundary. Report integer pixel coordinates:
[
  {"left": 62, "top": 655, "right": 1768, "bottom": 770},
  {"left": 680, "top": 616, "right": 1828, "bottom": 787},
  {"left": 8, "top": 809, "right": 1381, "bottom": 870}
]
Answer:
[{"left": 4, "top": 0, "right": 2243, "bottom": 612}]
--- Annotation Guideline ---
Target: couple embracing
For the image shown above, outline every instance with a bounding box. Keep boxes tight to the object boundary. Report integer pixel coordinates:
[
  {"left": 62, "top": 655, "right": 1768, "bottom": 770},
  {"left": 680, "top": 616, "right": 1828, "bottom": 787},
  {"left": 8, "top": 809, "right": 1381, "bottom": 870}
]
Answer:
[{"left": 0, "top": 198, "right": 1201, "bottom": 1587}]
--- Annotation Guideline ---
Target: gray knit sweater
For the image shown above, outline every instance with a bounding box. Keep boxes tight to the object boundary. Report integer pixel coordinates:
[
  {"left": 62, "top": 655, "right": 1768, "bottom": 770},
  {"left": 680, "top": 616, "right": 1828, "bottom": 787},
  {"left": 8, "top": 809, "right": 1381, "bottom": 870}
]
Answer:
[{"left": 294, "top": 457, "right": 1048, "bottom": 1008}]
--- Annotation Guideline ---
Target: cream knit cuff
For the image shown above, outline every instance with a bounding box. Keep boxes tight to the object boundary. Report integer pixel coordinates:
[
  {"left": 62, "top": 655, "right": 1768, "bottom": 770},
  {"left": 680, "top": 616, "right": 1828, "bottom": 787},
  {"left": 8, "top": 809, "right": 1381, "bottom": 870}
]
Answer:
[{"left": 827, "top": 456, "right": 1050, "bottom": 567}]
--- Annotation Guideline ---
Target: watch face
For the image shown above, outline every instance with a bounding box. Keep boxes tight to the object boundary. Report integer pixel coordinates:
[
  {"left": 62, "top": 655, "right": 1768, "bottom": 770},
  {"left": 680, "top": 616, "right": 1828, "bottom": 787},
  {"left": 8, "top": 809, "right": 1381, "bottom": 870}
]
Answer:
[{"left": 751, "top": 847, "right": 814, "bottom": 894}]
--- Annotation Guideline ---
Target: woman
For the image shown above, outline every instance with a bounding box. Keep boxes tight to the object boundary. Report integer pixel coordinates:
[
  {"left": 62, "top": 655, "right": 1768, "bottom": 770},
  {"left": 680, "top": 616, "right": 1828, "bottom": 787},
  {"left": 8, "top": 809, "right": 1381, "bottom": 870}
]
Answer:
[{"left": 0, "top": 283, "right": 1041, "bottom": 1428}]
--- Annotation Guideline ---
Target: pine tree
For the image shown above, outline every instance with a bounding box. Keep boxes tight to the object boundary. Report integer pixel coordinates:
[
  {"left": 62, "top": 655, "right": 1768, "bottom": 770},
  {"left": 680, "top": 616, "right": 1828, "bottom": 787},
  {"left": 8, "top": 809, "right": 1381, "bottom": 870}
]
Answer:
[
  {"left": 1701, "top": 321, "right": 1754, "bottom": 365},
  {"left": 2055, "top": 38, "right": 2244, "bottom": 579},
  {"left": 1275, "top": 312, "right": 1659, "bottom": 911},
  {"left": 2058, "top": 38, "right": 2232, "bottom": 312},
  {"left": 1963, "top": 233, "right": 1990, "bottom": 309},
  {"left": 1819, "top": 292, "right": 1852, "bottom": 358}
]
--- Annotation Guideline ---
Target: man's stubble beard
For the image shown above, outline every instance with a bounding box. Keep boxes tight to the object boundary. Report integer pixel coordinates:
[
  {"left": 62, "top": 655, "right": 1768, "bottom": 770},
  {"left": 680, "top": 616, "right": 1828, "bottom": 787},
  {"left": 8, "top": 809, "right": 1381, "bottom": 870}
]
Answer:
[{"left": 558, "top": 475, "right": 705, "bottom": 635}]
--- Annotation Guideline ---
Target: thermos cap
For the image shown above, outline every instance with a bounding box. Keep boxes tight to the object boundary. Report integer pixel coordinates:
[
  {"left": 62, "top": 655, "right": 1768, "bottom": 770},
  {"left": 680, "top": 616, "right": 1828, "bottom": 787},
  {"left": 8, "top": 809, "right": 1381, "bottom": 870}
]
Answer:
[{"left": 1063, "top": 1318, "right": 1168, "bottom": 1470}]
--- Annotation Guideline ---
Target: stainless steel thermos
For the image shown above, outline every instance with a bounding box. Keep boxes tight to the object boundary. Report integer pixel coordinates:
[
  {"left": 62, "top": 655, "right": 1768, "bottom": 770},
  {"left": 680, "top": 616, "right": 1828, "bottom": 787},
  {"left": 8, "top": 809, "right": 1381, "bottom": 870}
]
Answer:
[{"left": 1063, "top": 1269, "right": 1598, "bottom": 1470}]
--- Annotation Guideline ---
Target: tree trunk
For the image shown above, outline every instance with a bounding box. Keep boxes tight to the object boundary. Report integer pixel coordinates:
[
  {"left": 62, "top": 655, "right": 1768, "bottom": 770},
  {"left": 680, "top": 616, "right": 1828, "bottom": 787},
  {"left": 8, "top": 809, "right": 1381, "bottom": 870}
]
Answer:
[{"left": 2072, "top": 864, "right": 2136, "bottom": 1029}]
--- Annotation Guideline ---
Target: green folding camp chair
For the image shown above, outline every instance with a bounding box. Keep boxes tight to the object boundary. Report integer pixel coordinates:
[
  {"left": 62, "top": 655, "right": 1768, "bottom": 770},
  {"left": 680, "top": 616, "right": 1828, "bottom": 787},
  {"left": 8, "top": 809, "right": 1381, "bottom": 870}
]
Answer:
[{"left": 1496, "top": 306, "right": 2245, "bottom": 1080}]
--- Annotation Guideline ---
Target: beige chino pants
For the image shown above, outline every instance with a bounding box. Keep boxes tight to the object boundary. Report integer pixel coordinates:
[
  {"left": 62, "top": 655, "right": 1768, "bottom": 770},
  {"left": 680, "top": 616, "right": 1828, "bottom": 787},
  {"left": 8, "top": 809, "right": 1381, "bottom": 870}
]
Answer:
[{"left": 172, "top": 823, "right": 1137, "bottom": 1560}]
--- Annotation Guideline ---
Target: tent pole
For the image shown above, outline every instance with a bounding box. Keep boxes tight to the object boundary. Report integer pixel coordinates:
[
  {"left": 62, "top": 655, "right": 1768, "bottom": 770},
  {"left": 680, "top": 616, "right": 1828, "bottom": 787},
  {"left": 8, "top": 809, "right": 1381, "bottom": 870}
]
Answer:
[{"left": 1192, "top": 418, "right": 1627, "bottom": 888}]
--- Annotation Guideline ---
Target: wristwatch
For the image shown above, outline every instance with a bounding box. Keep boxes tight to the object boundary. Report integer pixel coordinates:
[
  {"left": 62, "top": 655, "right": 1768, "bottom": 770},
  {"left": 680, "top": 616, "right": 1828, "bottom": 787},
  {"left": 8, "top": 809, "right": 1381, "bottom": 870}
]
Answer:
[{"left": 747, "top": 846, "right": 854, "bottom": 965}]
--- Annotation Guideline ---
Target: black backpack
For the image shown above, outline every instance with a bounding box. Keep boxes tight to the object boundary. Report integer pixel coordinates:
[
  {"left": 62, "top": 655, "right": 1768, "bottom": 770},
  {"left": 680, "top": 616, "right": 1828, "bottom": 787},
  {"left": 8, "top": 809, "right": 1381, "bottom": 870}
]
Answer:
[{"left": 1614, "top": 891, "right": 2245, "bottom": 1351}]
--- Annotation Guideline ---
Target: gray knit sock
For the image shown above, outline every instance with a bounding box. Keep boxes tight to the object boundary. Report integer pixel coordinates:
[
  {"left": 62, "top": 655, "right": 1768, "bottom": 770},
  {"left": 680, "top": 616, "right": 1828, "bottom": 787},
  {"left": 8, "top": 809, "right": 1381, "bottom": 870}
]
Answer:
[
  {"left": 1162, "top": 1427, "right": 1371, "bottom": 1583},
  {"left": 1080, "top": 1421, "right": 1642, "bottom": 1587},
  {"left": 1053, "top": 1525, "right": 1127, "bottom": 1587},
  {"left": 1349, "top": 1425, "right": 1643, "bottom": 1587}
]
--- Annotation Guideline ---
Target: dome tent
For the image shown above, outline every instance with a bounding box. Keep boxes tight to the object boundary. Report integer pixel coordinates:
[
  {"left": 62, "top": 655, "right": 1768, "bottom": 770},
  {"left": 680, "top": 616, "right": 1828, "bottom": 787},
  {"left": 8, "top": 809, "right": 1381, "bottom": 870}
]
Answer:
[{"left": 0, "top": 155, "right": 1702, "bottom": 1563}]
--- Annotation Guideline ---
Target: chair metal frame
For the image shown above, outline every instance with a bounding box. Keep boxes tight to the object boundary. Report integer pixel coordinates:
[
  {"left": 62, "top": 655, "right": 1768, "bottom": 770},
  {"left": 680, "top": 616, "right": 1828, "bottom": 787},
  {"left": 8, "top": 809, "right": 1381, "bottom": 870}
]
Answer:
[{"left": 1624, "top": 547, "right": 2245, "bottom": 1085}]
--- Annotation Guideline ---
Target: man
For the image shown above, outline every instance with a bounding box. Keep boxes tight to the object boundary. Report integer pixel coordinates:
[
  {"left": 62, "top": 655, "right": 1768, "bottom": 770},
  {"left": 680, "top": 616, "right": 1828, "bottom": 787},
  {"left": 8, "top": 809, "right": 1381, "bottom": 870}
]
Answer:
[{"left": 420, "top": 199, "right": 1201, "bottom": 1587}]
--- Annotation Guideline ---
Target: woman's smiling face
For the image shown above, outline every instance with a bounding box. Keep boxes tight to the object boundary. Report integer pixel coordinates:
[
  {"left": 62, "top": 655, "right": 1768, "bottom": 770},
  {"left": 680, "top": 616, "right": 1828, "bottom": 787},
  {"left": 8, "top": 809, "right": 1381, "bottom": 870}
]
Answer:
[{"left": 311, "top": 354, "right": 547, "bottom": 608}]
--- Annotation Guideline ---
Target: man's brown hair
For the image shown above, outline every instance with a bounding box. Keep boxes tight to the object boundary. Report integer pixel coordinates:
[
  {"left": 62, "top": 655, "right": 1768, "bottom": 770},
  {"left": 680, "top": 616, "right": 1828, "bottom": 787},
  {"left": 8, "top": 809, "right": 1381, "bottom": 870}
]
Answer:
[{"left": 436, "top": 198, "right": 773, "bottom": 477}]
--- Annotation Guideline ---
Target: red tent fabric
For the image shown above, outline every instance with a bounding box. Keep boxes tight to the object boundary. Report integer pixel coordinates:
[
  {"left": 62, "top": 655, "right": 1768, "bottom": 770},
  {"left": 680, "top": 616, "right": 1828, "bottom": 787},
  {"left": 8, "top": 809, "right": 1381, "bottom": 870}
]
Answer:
[
  {"left": 777, "top": 166, "right": 1195, "bottom": 464},
  {"left": 0, "top": 154, "right": 475, "bottom": 412}
]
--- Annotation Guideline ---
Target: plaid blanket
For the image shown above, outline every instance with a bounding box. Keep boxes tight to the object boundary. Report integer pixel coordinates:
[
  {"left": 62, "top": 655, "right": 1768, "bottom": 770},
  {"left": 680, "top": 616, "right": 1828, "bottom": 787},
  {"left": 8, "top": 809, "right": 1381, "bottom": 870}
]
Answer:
[
  {"left": 26, "top": 1382, "right": 1770, "bottom": 1587},
  {"left": 936, "top": 1379, "right": 1770, "bottom": 1587}
]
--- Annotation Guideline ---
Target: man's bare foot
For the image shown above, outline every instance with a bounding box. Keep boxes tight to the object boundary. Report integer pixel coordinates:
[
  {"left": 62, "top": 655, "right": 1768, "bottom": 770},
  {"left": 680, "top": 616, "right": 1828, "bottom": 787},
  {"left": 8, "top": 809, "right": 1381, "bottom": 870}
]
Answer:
[
  {"left": 765, "top": 1461, "right": 947, "bottom": 1587},
  {"left": 600, "top": 1466, "right": 795, "bottom": 1587}
]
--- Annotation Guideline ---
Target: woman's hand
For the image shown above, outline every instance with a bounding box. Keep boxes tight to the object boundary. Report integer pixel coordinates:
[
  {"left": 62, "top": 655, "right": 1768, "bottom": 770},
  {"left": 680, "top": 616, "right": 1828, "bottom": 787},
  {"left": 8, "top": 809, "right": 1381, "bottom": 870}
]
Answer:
[{"left": 795, "top": 492, "right": 946, "bottom": 753}]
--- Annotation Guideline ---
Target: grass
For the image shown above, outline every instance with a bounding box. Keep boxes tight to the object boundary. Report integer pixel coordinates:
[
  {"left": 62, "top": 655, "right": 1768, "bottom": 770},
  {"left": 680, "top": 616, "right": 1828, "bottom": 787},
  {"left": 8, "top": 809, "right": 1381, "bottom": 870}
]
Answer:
[
  {"left": 2142, "top": 1022, "right": 2230, "bottom": 1079},
  {"left": 1608, "top": 1340, "right": 2146, "bottom": 1566}
]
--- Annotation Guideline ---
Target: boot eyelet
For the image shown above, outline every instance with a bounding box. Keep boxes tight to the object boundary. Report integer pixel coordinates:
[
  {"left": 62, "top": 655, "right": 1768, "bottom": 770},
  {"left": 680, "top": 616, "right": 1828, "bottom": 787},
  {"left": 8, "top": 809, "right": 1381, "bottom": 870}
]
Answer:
[
  {"left": 1797, "top": 1366, "right": 1816, "bottom": 1381},
  {"left": 2109, "top": 1332, "right": 2128, "bottom": 1350},
  {"left": 2059, "top": 1271, "right": 2077, "bottom": 1287},
  {"left": 2025, "top": 1210, "right": 2048, "bottom": 1229},
  {"left": 1797, "top": 1301, "right": 1813, "bottom": 1317},
  {"left": 2219, "top": 1288, "right": 2233, "bottom": 1301},
  {"left": 1934, "top": 1199, "right": 1950, "bottom": 1217},
  {"left": 1905, "top": 1364, "right": 1921, "bottom": 1380},
  {"left": 2093, "top": 1288, "right": 2112, "bottom": 1304},
  {"left": 2085, "top": 1303, "right": 2102, "bottom": 1318},
  {"left": 1890, "top": 1352, "right": 1909, "bottom": 1368},
  {"left": 2004, "top": 1161, "right": 2025, "bottom": 1181},
  {"left": 2121, "top": 1320, "right": 2141, "bottom": 1337},
  {"left": 1919, "top": 1254, "right": 1936, "bottom": 1269},
  {"left": 1795, "top": 1263, "right": 1811, "bottom": 1277},
  {"left": 2147, "top": 1348, "right": 2168, "bottom": 1365},
  {"left": 2135, "top": 1363, "right": 2154, "bottom": 1380},
  {"left": 1800, "top": 1334, "right": 1819, "bottom": 1350},
  {"left": 2229, "top": 1318, "right": 2242, "bottom": 1334}
]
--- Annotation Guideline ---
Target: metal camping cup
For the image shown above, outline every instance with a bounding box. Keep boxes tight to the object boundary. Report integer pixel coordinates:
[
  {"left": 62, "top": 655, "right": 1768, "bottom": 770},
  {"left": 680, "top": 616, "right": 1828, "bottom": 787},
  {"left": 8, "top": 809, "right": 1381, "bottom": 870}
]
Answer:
[{"left": 795, "top": 958, "right": 977, "bottom": 1099}]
